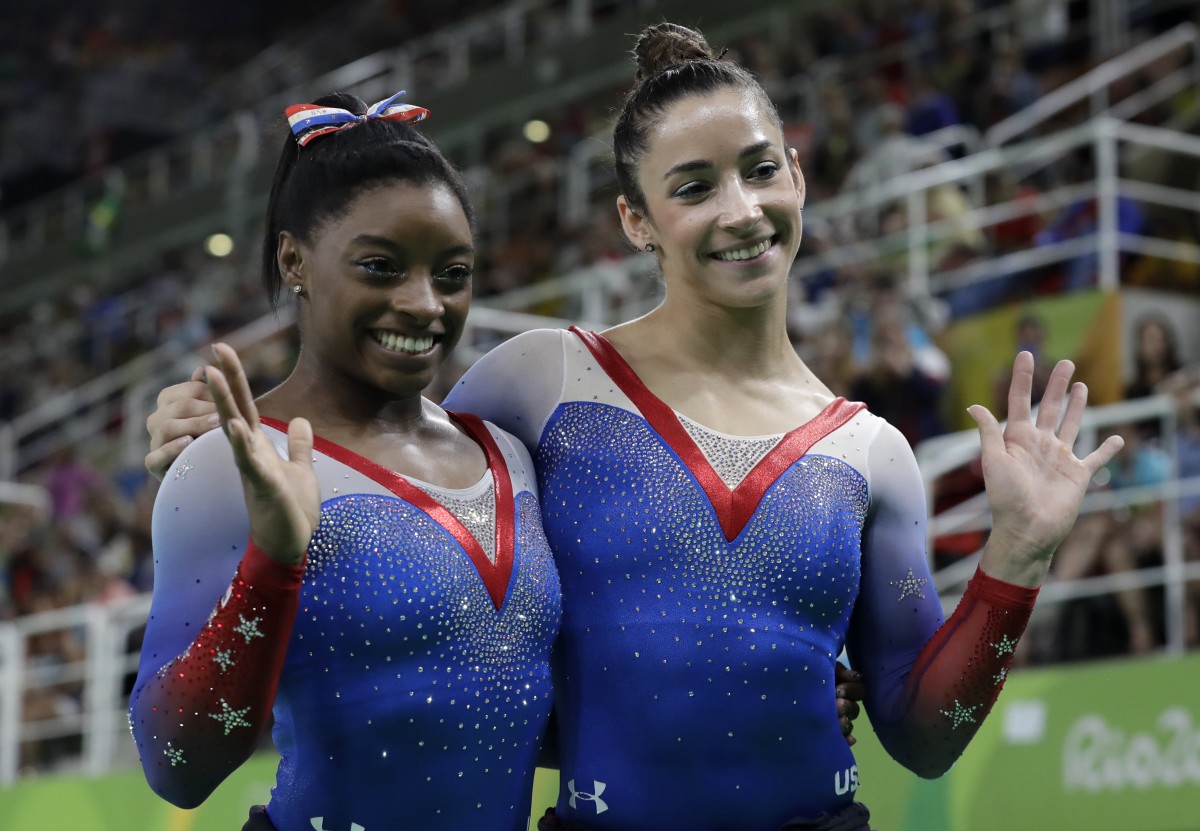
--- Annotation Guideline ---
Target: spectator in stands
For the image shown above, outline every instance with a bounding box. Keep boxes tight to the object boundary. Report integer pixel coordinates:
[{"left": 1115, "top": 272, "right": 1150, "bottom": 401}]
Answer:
[
  {"left": 927, "top": 178, "right": 989, "bottom": 271},
  {"left": 906, "top": 69, "right": 961, "bottom": 137},
  {"left": 843, "top": 101, "right": 950, "bottom": 195},
  {"left": 807, "top": 86, "right": 862, "bottom": 198},
  {"left": 987, "top": 169, "right": 1045, "bottom": 254},
  {"left": 964, "top": 36, "right": 1042, "bottom": 132},
  {"left": 796, "top": 317, "right": 859, "bottom": 398},
  {"left": 843, "top": 101, "right": 951, "bottom": 238},
  {"left": 41, "top": 446, "right": 107, "bottom": 541},
  {"left": 1123, "top": 209, "right": 1200, "bottom": 293},
  {"left": 1033, "top": 149, "right": 1147, "bottom": 292},
  {"left": 1125, "top": 314, "right": 1183, "bottom": 400},
  {"left": 0, "top": 502, "right": 51, "bottom": 619},
  {"left": 851, "top": 309, "right": 947, "bottom": 446},
  {"left": 1051, "top": 420, "right": 1166, "bottom": 659},
  {"left": 1014, "top": 0, "right": 1074, "bottom": 74},
  {"left": 847, "top": 71, "right": 897, "bottom": 152},
  {"left": 20, "top": 591, "right": 87, "bottom": 771},
  {"left": 1159, "top": 370, "right": 1200, "bottom": 647},
  {"left": 992, "top": 312, "right": 1055, "bottom": 418},
  {"left": 847, "top": 271, "right": 950, "bottom": 383}
]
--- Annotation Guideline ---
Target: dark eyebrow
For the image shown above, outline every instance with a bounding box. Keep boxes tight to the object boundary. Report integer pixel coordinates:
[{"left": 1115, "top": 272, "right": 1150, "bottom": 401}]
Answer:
[
  {"left": 663, "top": 140, "right": 777, "bottom": 179},
  {"left": 351, "top": 234, "right": 475, "bottom": 259}
]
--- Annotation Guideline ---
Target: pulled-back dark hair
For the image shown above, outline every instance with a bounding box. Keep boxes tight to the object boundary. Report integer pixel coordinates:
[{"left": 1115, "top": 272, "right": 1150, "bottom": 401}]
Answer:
[
  {"left": 613, "top": 23, "right": 783, "bottom": 213},
  {"left": 261, "top": 91, "right": 475, "bottom": 309}
]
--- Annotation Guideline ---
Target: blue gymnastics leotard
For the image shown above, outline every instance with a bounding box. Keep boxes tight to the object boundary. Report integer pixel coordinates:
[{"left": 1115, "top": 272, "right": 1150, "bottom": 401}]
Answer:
[
  {"left": 444, "top": 328, "right": 1037, "bottom": 831},
  {"left": 129, "top": 413, "right": 561, "bottom": 831}
]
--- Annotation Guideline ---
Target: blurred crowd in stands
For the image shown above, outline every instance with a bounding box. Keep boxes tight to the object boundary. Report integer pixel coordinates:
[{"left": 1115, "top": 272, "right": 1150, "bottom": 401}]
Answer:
[
  {"left": 2, "top": 0, "right": 1200, "bottom": 771},
  {"left": 0, "top": 0, "right": 577, "bottom": 211}
]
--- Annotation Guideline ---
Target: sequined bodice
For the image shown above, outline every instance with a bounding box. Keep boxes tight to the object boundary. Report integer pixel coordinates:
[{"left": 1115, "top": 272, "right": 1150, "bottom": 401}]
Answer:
[{"left": 537, "top": 400, "right": 868, "bottom": 826}]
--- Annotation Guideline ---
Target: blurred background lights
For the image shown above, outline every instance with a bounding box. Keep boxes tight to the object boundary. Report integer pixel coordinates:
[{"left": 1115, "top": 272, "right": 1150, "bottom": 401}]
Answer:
[
  {"left": 205, "top": 233, "right": 234, "bottom": 257},
  {"left": 523, "top": 119, "right": 550, "bottom": 143}
]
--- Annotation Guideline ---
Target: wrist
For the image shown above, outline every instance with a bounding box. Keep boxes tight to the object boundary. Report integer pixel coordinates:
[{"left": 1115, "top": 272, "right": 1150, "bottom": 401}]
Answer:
[
  {"left": 246, "top": 525, "right": 308, "bottom": 566},
  {"left": 243, "top": 540, "right": 307, "bottom": 588},
  {"left": 968, "top": 565, "right": 1041, "bottom": 606},
  {"left": 979, "top": 531, "right": 1054, "bottom": 588}
]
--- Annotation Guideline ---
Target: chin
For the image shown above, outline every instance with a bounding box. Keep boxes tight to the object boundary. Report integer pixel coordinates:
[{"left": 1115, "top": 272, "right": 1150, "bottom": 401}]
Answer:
[
  {"left": 373, "top": 369, "right": 437, "bottom": 398},
  {"left": 729, "top": 274, "right": 789, "bottom": 307}
]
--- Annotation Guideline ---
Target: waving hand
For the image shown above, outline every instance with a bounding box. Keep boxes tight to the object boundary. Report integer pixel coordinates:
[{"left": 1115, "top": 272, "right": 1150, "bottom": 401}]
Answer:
[
  {"left": 206, "top": 342, "right": 321, "bottom": 565},
  {"left": 969, "top": 351, "right": 1125, "bottom": 587}
]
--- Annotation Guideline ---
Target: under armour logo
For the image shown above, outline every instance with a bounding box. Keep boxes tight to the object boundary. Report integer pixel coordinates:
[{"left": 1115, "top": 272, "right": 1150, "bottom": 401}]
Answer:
[
  {"left": 567, "top": 779, "right": 609, "bottom": 814},
  {"left": 311, "top": 818, "right": 364, "bottom": 831}
]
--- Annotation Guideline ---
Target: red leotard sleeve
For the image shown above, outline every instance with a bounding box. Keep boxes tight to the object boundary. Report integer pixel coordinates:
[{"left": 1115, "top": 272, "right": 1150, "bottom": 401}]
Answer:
[
  {"left": 129, "top": 541, "right": 304, "bottom": 807},
  {"left": 847, "top": 422, "right": 1038, "bottom": 777}
]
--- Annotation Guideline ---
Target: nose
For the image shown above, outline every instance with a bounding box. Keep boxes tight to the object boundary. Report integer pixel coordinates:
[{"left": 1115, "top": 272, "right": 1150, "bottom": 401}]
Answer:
[
  {"left": 391, "top": 272, "right": 444, "bottom": 325},
  {"left": 718, "top": 178, "right": 763, "bottom": 234}
]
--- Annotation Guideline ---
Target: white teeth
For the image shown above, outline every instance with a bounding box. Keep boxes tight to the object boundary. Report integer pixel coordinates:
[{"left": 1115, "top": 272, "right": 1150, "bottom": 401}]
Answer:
[
  {"left": 374, "top": 331, "right": 435, "bottom": 354},
  {"left": 714, "top": 239, "right": 772, "bottom": 261}
]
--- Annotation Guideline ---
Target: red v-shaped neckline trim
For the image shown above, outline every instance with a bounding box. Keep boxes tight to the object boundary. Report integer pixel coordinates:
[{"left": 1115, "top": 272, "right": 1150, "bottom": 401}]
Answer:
[
  {"left": 570, "top": 326, "right": 865, "bottom": 542},
  {"left": 260, "top": 413, "right": 515, "bottom": 611}
]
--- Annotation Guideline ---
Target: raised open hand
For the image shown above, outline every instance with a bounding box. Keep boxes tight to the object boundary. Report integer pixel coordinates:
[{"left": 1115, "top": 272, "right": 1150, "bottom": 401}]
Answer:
[
  {"left": 145, "top": 365, "right": 221, "bottom": 481},
  {"left": 207, "top": 342, "right": 320, "bottom": 566},
  {"left": 969, "top": 351, "right": 1125, "bottom": 587}
]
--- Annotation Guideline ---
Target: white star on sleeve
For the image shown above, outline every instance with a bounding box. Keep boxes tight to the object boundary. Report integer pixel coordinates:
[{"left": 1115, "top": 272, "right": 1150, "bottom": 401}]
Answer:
[
  {"left": 991, "top": 634, "right": 1018, "bottom": 657},
  {"left": 938, "top": 699, "right": 980, "bottom": 729},
  {"left": 234, "top": 614, "right": 265, "bottom": 643},
  {"left": 210, "top": 699, "right": 253, "bottom": 735},
  {"left": 889, "top": 568, "right": 928, "bottom": 601}
]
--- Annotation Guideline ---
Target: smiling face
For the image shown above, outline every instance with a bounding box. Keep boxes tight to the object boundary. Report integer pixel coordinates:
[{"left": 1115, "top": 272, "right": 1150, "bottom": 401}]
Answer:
[
  {"left": 281, "top": 179, "right": 475, "bottom": 398},
  {"left": 618, "top": 87, "right": 805, "bottom": 310}
]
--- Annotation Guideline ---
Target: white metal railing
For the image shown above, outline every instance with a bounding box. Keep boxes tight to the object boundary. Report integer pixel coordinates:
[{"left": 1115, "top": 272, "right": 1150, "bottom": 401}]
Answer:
[
  {"left": 0, "top": 303, "right": 296, "bottom": 481},
  {"left": 917, "top": 390, "right": 1199, "bottom": 656},
  {"left": 0, "top": 481, "right": 49, "bottom": 513},
  {"left": 0, "top": 593, "right": 152, "bottom": 786},
  {"left": 986, "top": 22, "right": 1199, "bottom": 146},
  {"left": 789, "top": 117, "right": 1200, "bottom": 316}
]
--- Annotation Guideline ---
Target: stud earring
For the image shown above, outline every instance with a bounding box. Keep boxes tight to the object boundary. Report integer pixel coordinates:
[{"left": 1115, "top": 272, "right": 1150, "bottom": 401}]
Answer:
[
  {"left": 645, "top": 242, "right": 655, "bottom": 253},
  {"left": 293, "top": 285, "right": 303, "bottom": 294}
]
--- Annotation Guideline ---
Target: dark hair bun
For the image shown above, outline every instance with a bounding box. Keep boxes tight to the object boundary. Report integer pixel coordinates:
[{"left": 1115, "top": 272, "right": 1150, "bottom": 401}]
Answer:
[
  {"left": 632, "top": 22, "right": 717, "bottom": 84},
  {"left": 310, "top": 91, "right": 367, "bottom": 117}
]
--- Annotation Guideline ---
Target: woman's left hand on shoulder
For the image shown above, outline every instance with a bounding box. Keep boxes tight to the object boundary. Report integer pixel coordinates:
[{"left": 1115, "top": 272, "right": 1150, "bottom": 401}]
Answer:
[{"left": 969, "top": 351, "right": 1124, "bottom": 583}]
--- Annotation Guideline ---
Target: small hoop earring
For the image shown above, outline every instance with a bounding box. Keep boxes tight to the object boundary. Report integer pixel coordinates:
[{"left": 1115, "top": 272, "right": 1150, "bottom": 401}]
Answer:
[
  {"left": 644, "top": 242, "right": 655, "bottom": 253},
  {"left": 293, "top": 285, "right": 303, "bottom": 295}
]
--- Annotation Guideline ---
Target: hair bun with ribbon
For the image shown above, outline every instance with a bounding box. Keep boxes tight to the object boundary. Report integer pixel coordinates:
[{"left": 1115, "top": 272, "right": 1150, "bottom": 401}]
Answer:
[{"left": 285, "top": 91, "right": 430, "bottom": 147}]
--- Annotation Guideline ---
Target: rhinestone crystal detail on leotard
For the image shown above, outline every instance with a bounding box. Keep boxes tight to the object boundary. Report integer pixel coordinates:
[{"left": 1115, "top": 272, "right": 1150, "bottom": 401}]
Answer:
[
  {"left": 678, "top": 416, "right": 782, "bottom": 488},
  {"left": 416, "top": 472, "right": 498, "bottom": 563}
]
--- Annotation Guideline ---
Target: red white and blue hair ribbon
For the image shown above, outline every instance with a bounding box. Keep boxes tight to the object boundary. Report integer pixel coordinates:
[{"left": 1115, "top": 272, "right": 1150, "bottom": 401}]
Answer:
[{"left": 285, "top": 91, "right": 430, "bottom": 147}]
